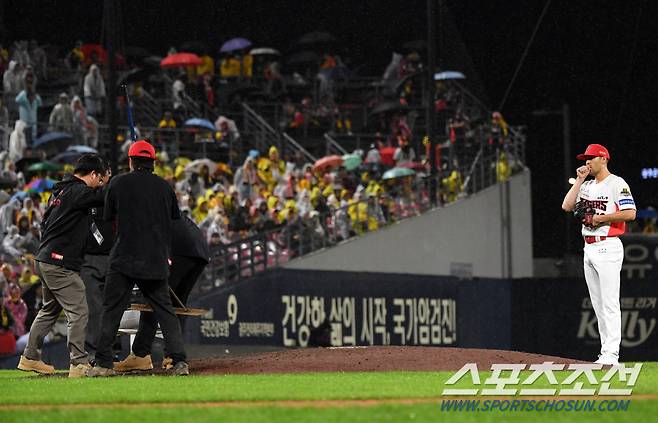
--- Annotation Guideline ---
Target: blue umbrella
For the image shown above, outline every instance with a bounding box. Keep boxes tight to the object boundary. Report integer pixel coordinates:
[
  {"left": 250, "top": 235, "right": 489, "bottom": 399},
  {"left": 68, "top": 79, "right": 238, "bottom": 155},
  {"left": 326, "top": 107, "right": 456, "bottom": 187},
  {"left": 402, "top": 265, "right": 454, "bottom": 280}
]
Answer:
[
  {"left": 33, "top": 132, "right": 73, "bottom": 149},
  {"left": 434, "top": 71, "right": 466, "bottom": 81},
  {"left": 382, "top": 167, "right": 416, "bottom": 180},
  {"left": 53, "top": 150, "right": 83, "bottom": 164},
  {"left": 183, "top": 118, "right": 216, "bottom": 132},
  {"left": 67, "top": 145, "right": 98, "bottom": 154},
  {"left": 220, "top": 38, "right": 252, "bottom": 53}
]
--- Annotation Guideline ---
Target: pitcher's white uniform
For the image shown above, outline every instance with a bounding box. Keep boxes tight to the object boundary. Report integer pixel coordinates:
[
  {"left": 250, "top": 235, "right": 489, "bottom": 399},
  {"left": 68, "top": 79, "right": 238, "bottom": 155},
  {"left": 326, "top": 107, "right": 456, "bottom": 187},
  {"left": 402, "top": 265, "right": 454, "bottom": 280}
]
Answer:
[{"left": 577, "top": 174, "right": 635, "bottom": 360}]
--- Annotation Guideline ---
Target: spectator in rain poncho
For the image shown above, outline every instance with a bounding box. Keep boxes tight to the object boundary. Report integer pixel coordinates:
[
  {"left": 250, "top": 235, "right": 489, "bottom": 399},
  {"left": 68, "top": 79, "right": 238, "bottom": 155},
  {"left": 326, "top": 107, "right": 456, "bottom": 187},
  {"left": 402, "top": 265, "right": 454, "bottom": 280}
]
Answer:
[
  {"left": 233, "top": 157, "right": 259, "bottom": 202},
  {"left": 3, "top": 283, "right": 27, "bottom": 338},
  {"left": 15, "top": 88, "right": 41, "bottom": 141},
  {"left": 70, "top": 96, "right": 98, "bottom": 146},
  {"left": 83, "top": 64, "right": 105, "bottom": 117},
  {"left": 21, "top": 197, "right": 41, "bottom": 226},
  {"left": 381, "top": 52, "right": 403, "bottom": 84},
  {"left": 8, "top": 120, "right": 27, "bottom": 163},
  {"left": 296, "top": 189, "right": 313, "bottom": 218},
  {"left": 48, "top": 93, "right": 74, "bottom": 133},
  {"left": 3, "top": 60, "right": 22, "bottom": 95},
  {"left": 214, "top": 116, "right": 241, "bottom": 142},
  {"left": 172, "top": 73, "right": 185, "bottom": 112},
  {"left": 328, "top": 193, "right": 350, "bottom": 241},
  {"left": 176, "top": 172, "right": 205, "bottom": 199},
  {"left": 364, "top": 143, "right": 382, "bottom": 172},
  {"left": 2, "top": 225, "right": 26, "bottom": 259},
  {"left": 0, "top": 97, "right": 9, "bottom": 149},
  {"left": 11, "top": 41, "right": 30, "bottom": 67},
  {"left": 0, "top": 199, "right": 21, "bottom": 235}
]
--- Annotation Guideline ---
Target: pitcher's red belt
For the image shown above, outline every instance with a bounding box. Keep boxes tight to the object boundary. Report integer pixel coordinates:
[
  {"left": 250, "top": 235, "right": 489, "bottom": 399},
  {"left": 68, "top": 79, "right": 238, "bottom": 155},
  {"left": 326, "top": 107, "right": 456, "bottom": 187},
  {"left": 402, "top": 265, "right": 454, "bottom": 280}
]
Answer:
[{"left": 584, "top": 236, "right": 615, "bottom": 244}]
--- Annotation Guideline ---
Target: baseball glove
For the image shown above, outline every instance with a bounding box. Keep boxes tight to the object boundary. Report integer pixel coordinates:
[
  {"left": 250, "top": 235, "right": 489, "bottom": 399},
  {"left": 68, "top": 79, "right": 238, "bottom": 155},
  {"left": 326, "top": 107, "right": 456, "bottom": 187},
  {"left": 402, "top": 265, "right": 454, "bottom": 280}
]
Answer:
[{"left": 573, "top": 200, "right": 595, "bottom": 227}]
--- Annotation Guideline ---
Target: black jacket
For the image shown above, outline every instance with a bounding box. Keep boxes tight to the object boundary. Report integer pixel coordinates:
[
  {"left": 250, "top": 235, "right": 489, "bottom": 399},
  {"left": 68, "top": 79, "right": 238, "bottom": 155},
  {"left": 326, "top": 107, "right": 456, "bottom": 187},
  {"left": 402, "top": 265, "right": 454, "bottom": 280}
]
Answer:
[
  {"left": 171, "top": 215, "right": 210, "bottom": 263},
  {"left": 36, "top": 174, "right": 106, "bottom": 271},
  {"left": 104, "top": 170, "right": 180, "bottom": 280},
  {"left": 84, "top": 206, "right": 114, "bottom": 255}
]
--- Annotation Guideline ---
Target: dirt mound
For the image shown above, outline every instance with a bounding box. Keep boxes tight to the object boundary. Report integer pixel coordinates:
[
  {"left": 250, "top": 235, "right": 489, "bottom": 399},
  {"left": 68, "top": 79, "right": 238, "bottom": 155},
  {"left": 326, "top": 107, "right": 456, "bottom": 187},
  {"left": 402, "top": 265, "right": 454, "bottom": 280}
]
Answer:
[{"left": 190, "top": 346, "right": 589, "bottom": 375}]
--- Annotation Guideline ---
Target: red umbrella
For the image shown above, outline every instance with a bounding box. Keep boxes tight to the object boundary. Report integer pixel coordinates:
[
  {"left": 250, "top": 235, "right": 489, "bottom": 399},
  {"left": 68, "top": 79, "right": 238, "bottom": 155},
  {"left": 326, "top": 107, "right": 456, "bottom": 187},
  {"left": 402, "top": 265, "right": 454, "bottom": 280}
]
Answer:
[
  {"left": 160, "top": 52, "right": 203, "bottom": 68},
  {"left": 80, "top": 44, "right": 107, "bottom": 61},
  {"left": 80, "top": 44, "right": 125, "bottom": 65},
  {"left": 313, "top": 155, "right": 343, "bottom": 172}
]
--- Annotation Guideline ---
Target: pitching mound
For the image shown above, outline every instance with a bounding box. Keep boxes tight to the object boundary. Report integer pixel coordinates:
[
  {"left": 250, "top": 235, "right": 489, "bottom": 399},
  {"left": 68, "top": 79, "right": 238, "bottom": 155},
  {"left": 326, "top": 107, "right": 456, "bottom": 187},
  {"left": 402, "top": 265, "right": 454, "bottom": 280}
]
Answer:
[{"left": 190, "top": 346, "right": 588, "bottom": 375}]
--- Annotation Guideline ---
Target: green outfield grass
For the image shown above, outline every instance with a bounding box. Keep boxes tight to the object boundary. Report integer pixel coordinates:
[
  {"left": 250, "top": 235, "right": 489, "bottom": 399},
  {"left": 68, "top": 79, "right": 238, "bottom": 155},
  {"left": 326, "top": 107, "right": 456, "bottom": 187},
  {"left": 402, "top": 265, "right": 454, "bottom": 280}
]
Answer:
[{"left": 1, "top": 363, "right": 657, "bottom": 422}]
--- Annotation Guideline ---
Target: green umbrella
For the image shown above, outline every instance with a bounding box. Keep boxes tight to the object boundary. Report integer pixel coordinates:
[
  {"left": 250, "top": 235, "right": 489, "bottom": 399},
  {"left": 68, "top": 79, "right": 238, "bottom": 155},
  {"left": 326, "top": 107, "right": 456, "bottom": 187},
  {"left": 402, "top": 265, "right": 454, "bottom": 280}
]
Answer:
[
  {"left": 341, "top": 154, "right": 362, "bottom": 171},
  {"left": 27, "top": 161, "right": 61, "bottom": 172},
  {"left": 382, "top": 167, "right": 416, "bottom": 180}
]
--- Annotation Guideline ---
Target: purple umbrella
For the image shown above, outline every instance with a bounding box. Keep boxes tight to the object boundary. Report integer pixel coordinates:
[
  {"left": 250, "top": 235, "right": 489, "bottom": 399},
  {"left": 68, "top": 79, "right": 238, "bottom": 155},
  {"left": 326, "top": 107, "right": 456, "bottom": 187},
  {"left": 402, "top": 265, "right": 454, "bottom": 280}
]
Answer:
[{"left": 220, "top": 38, "right": 252, "bottom": 53}]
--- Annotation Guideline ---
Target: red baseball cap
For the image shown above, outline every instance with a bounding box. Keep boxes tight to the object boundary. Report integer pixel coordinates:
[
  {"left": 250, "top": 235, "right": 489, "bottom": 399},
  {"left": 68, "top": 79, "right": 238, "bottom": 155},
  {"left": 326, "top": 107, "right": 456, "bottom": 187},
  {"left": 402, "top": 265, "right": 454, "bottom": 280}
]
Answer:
[
  {"left": 576, "top": 144, "right": 610, "bottom": 161},
  {"left": 128, "top": 140, "right": 156, "bottom": 160}
]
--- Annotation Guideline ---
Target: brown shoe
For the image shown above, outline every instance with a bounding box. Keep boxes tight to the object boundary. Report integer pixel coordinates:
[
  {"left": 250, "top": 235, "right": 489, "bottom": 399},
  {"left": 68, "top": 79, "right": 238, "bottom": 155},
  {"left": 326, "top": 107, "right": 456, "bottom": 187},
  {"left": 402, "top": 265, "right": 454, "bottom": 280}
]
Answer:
[
  {"left": 114, "top": 353, "right": 153, "bottom": 372},
  {"left": 161, "top": 357, "right": 173, "bottom": 370},
  {"left": 85, "top": 365, "right": 116, "bottom": 377},
  {"left": 68, "top": 363, "right": 91, "bottom": 378},
  {"left": 17, "top": 356, "right": 55, "bottom": 375}
]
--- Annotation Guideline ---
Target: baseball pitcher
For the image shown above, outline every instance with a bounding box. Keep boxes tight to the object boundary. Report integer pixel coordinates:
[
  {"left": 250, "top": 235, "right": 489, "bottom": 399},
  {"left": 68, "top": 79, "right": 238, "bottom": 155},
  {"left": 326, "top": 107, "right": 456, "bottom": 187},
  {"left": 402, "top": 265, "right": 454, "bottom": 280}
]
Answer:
[{"left": 561, "top": 144, "right": 636, "bottom": 366}]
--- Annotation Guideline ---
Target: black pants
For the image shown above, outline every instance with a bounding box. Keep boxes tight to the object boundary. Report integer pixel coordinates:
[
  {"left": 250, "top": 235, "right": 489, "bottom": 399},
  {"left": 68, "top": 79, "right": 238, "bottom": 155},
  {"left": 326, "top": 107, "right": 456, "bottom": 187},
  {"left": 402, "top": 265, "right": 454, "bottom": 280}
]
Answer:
[
  {"left": 95, "top": 269, "right": 187, "bottom": 368},
  {"left": 132, "top": 256, "right": 207, "bottom": 357},
  {"left": 80, "top": 254, "right": 108, "bottom": 359}
]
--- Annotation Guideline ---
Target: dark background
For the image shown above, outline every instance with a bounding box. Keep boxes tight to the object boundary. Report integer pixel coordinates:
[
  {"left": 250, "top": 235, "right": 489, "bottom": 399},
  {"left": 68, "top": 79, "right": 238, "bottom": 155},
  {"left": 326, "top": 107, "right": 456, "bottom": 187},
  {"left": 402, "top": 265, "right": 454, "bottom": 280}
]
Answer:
[{"left": 2, "top": 0, "right": 656, "bottom": 257}]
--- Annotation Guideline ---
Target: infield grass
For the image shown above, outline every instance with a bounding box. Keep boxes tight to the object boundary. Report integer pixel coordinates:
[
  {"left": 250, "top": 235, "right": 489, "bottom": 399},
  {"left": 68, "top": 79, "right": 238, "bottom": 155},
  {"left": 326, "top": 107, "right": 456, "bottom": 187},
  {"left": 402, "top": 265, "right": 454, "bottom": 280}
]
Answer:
[{"left": 1, "top": 363, "right": 657, "bottom": 422}]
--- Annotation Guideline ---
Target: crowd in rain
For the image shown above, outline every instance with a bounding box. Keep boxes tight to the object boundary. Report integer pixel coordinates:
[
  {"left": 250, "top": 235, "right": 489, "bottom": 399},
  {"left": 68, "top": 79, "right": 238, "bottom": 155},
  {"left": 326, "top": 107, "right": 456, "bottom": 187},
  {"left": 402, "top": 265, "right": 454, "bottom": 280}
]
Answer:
[{"left": 0, "top": 34, "right": 523, "bottom": 353}]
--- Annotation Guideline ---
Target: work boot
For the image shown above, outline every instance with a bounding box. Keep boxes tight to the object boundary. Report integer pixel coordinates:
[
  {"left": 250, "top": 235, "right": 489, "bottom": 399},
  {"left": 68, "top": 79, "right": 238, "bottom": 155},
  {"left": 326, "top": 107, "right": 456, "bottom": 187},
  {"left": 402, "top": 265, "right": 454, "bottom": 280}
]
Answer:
[
  {"left": 114, "top": 353, "right": 153, "bottom": 372},
  {"left": 161, "top": 357, "right": 173, "bottom": 370},
  {"left": 171, "top": 361, "right": 189, "bottom": 376},
  {"left": 69, "top": 363, "right": 91, "bottom": 378},
  {"left": 85, "top": 365, "right": 116, "bottom": 377},
  {"left": 17, "top": 356, "right": 55, "bottom": 375}
]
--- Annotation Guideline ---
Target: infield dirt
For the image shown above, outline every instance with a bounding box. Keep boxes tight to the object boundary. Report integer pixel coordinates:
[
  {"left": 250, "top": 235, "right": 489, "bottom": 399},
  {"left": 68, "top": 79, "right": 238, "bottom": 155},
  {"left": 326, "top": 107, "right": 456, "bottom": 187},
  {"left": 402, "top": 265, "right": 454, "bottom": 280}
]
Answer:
[{"left": 189, "top": 346, "right": 590, "bottom": 375}]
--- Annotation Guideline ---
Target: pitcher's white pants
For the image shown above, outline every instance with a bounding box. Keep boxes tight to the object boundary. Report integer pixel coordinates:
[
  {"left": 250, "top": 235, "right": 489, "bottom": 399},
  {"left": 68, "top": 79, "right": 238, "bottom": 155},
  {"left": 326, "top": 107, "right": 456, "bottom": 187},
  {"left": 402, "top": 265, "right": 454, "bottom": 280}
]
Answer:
[{"left": 583, "top": 237, "right": 623, "bottom": 359}]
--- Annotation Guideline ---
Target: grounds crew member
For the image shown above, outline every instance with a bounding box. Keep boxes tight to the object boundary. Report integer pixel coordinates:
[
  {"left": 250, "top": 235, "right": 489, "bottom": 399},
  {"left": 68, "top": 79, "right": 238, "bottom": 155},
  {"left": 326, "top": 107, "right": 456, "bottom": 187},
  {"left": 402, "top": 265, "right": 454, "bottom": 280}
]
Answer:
[
  {"left": 115, "top": 214, "right": 209, "bottom": 371},
  {"left": 80, "top": 167, "right": 113, "bottom": 362},
  {"left": 87, "top": 140, "right": 189, "bottom": 376},
  {"left": 18, "top": 154, "right": 107, "bottom": 378}
]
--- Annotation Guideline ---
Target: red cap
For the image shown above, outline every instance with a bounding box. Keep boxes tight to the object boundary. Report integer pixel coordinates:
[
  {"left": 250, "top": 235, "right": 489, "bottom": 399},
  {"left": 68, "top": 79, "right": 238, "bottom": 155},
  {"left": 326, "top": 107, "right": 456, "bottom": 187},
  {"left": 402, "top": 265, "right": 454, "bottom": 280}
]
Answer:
[
  {"left": 128, "top": 140, "right": 156, "bottom": 160},
  {"left": 576, "top": 144, "right": 610, "bottom": 161}
]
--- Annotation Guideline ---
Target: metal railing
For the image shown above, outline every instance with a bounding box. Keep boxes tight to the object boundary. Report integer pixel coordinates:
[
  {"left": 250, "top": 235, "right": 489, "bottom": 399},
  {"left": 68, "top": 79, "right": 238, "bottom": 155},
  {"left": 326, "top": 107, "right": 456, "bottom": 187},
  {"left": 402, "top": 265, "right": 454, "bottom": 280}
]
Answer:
[
  {"left": 194, "top": 174, "right": 439, "bottom": 293},
  {"left": 241, "top": 102, "right": 316, "bottom": 162},
  {"left": 324, "top": 133, "right": 348, "bottom": 156}
]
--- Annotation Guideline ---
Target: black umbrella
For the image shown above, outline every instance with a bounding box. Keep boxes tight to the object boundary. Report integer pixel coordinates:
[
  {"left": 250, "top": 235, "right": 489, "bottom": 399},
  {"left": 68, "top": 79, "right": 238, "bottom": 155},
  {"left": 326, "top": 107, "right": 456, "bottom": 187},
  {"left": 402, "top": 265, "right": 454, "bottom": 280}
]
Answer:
[
  {"left": 286, "top": 51, "right": 320, "bottom": 66},
  {"left": 33, "top": 132, "right": 74, "bottom": 156},
  {"left": 0, "top": 177, "right": 17, "bottom": 190},
  {"left": 117, "top": 66, "right": 159, "bottom": 86},
  {"left": 369, "top": 100, "right": 409, "bottom": 117},
  {"left": 297, "top": 31, "right": 336, "bottom": 45},
  {"left": 143, "top": 55, "right": 164, "bottom": 67}
]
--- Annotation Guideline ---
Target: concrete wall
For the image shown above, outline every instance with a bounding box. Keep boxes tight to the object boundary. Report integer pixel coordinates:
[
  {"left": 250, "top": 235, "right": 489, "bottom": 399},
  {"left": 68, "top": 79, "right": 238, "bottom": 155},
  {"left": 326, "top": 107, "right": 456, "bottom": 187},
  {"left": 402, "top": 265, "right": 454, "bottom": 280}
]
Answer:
[{"left": 284, "top": 170, "right": 533, "bottom": 278}]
